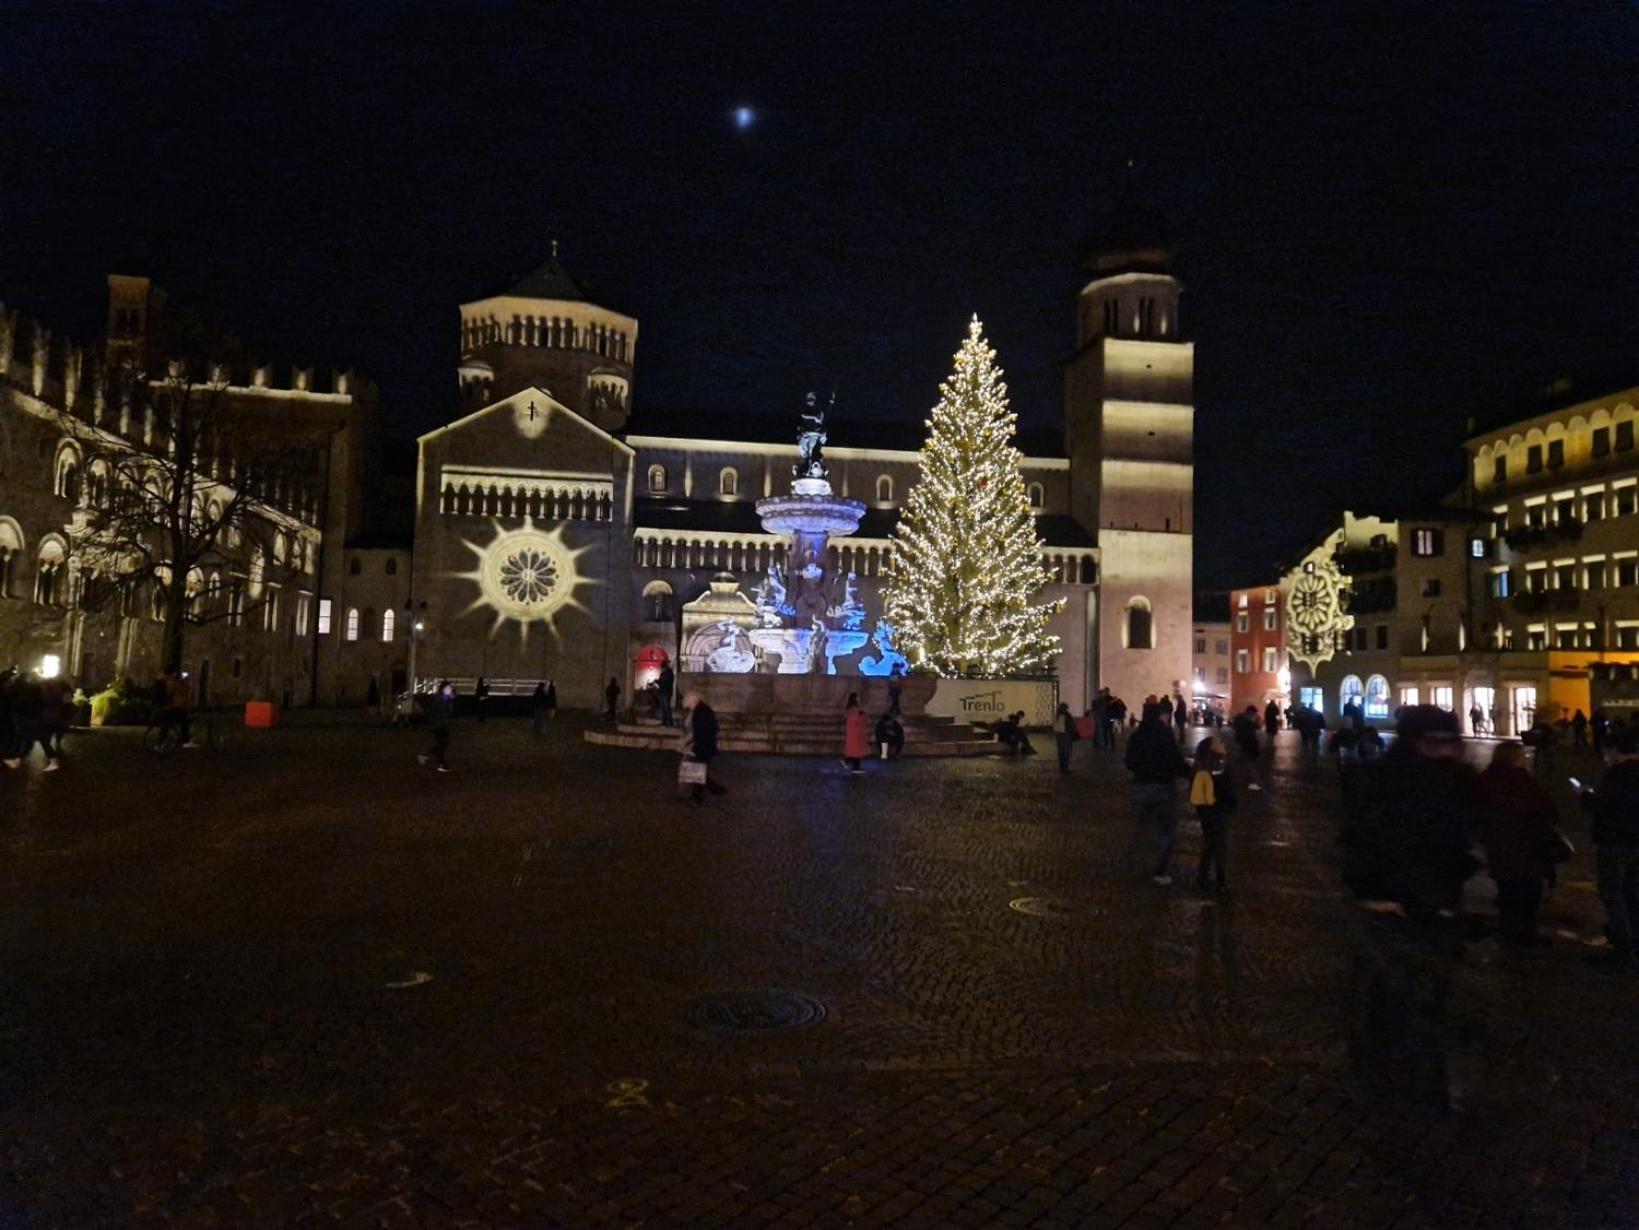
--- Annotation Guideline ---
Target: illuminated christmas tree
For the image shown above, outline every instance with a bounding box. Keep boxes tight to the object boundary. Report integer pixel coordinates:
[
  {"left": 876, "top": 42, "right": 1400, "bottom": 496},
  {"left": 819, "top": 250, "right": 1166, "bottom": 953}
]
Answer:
[{"left": 884, "top": 316, "right": 1061, "bottom": 676}]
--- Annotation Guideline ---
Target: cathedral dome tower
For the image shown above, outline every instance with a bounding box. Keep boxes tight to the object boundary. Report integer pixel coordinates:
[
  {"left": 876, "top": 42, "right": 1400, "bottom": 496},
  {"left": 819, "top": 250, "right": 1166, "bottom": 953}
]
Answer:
[{"left": 457, "top": 243, "right": 638, "bottom": 431}]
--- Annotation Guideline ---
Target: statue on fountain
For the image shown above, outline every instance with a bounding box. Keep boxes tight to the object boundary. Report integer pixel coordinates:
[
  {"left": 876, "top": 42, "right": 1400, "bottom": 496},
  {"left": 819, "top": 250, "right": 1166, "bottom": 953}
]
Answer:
[
  {"left": 794, "top": 391, "right": 831, "bottom": 480},
  {"left": 753, "top": 563, "right": 788, "bottom": 628}
]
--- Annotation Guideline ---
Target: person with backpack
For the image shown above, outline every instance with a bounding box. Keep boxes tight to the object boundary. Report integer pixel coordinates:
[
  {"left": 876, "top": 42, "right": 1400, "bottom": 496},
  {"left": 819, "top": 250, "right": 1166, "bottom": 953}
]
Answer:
[{"left": 1190, "top": 735, "right": 1238, "bottom": 894}]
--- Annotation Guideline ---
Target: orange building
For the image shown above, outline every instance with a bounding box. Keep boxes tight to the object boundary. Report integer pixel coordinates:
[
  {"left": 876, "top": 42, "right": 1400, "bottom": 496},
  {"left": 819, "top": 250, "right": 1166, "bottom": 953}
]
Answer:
[{"left": 1229, "top": 584, "right": 1288, "bottom": 715}]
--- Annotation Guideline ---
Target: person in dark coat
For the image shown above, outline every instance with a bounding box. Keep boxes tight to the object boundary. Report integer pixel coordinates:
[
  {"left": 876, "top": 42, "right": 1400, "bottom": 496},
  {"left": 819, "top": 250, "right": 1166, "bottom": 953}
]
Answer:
[
  {"left": 417, "top": 681, "right": 455, "bottom": 772},
  {"left": 474, "top": 676, "right": 490, "bottom": 722},
  {"left": 1476, "top": 742, "right": 1560, "bottom": 945},
  {"left": 531, "top": 682, "right": 550, "bottom": 736},
  {"left": 604, "top": 676, "right": 621, "bottom": 721},
  {"left": 1344, "top": 705, "right": 1479, "bottom": 917},
  {"left": 1583, "top": 725, "right": 1639, "bottom": 970},
  {"left": 656, "top": 663, "right": 675, "bottom": 727},
  {"left": 874, "top": 713, "right": 904, "bottom": 759},
  {"left": 1053, "top": 702, "right": 1076, "bottom": 772},
  {"left": 1231, "top": 705, "right": 1260, "bottom": 763},
  {"left": 681, "top": 692, "right": 726, "bottom": 803},
  {"left": 1125, "top": 702, "right": 1192, "bottom": 885},
  {"left": 1572, "top": 709, "right": 1589, "bottom": 748},
  {"left": 1264, "top": 700, "right": 1282, "bottom": 741}
]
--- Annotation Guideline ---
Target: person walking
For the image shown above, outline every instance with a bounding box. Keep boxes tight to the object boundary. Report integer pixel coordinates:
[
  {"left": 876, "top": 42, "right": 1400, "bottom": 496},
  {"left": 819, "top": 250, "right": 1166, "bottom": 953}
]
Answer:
[
  {"left": 3, "top": 672, "right": 60, "bottom": 772},
  {"left": 1582, "top": 725, "right": 1639, "bottom": 972},
  {"left": 1476, "top": 742, "right": 1562, "bottom": 946},
  {"left": 474, "top": 676, "right": 490, "bottom": 722},
  {"left": 604, "top": 676, "right": 621, "bottom": 722},
  {"left": 1125, "top": 701, "right": 1192, "bottom": 885},
  {"left": 1090, "top": 689, "right": 1110, "bottom": 750},
  {"left": 1469, "top": 702, "right": 1485, "bottom": 737},
  {"left": 842, "top": 692, "right": 869, "bottom": 774},
  {"left": 1107, "top": 695, "right": 1127, "bottom": 748},
  {"left": 657, "top": 662, "right": 675, "bottom": 728},
  {"left": 1572, "top": 709, "right": 1589, "bottom": 748},
  {"left": 1053, "top": 701, "right": 1077, "bottom": 772},
  {"left": 680, "top": 691, "right": 726, "bottom": 803},
  {"left": 544, "top": 680, "right": 557, "bottom": 723},
  {"left": 1190, "top": 735, "right": 1238, "bottom": 894},
  {"left": 417, "top": 680, "right": 455, "bottom": 772},
  {"left": 1231, "top": 705, "right": 1260, "bottom": 763},
  {"left": 1264, "top": 699, "right": 1282, "bottom": 741},
  {"left": 531, "top": 681, "right": 550, "bottom": 736},
  {"left": 1173, "top": 693, "right": 1189, "bottom": 742},
  {"left": 40, "top": 674, "right": 70, "bottom": 760}
]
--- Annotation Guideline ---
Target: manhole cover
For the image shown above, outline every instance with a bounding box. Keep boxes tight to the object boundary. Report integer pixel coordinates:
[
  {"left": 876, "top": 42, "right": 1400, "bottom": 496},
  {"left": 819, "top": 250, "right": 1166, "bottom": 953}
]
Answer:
[
  {"left": 1009, "top": 896, "right": 1075, "bottom": 917},
  {"left": 688, "top": 990, "right": 827, "bottom": 1036}
]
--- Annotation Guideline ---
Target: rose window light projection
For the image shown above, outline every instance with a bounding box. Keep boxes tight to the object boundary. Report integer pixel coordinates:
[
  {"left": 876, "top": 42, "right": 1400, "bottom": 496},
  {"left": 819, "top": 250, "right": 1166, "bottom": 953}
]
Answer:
[{"left": 452, "top": 517, "right": 595, "bottom": 642}]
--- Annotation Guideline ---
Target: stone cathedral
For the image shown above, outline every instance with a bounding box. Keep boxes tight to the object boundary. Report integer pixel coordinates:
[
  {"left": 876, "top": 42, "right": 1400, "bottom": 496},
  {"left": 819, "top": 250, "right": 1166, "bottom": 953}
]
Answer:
[{"left": 409, "top": 205, "right": 1194, "bottom": 713}]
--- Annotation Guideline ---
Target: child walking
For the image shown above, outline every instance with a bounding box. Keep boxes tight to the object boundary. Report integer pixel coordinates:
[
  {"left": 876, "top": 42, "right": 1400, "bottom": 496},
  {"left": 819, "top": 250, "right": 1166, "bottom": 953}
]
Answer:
[{"left": 1189, "top": 736, "right": 1237, "bottom": 894}]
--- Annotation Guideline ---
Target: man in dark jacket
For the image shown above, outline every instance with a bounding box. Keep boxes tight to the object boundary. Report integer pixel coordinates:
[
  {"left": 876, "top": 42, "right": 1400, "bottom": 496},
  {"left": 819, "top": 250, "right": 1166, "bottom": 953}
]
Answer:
[
  {"left": 657, "top": 663, "right": 675, "bottom": 727},
  {"left": 681, "top": 692, "right": 727, "bottom": 803},
  {"left": 1125, "top": 702, "right": 1192, "bottom": 885},
  {"left": 417, "top": 681, "right": 455, "bottom": 773},
  {"left": 1585, "top": 725, "right": 1639, "bottom": 971},
  {"left": 1345, "top": 705, "right": 1478, "bottom": 917}
]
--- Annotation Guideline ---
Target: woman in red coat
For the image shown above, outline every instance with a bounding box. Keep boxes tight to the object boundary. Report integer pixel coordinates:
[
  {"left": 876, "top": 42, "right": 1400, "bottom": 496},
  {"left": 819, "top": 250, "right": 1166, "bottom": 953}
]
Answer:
[
  {"left": 843, "top": 692, "right": 870, "bottom": 775},
  {"left": 1476, "top": 741, "right": 1562, "bottom": 945}
]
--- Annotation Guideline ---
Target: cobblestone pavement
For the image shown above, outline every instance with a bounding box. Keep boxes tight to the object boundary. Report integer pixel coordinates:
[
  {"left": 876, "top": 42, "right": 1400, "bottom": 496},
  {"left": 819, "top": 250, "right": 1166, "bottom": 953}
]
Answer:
[{"left": 1, "top": 717, "right": 1634, "bottom": 1228}]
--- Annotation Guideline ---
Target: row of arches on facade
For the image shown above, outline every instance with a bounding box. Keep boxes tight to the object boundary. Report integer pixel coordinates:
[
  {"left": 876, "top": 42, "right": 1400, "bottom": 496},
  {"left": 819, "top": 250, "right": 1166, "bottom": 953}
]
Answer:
[
  {"left": 631, "top": 534, "right": 1094, "bottom": 584},
  {"left": 1475, "top": 402, "right": 1638, "bottom": 485},
  {"left": 439, "top": 482, "right": 614, "bottom": 522},
  {"left": 0, "top": 516, "right": 256, "bottom": 622},
  {"left": 51, "top": 437, "right": 321, "bottom": 526},
  {"left": 643, "top": 462, "right": 1047, "bottom": 510},
  {"left": 463, "top": 315, "right": 630, "bottom": 361},
  {"left": 50, "top": 439, "right": 317, "bottom": 570}
]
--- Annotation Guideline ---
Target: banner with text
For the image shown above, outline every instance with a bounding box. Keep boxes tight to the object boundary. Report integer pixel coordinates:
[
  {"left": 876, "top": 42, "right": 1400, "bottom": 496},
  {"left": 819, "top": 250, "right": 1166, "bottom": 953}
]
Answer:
[{"left": 926, "top": 679, "right": 1059, "bottom": 728}]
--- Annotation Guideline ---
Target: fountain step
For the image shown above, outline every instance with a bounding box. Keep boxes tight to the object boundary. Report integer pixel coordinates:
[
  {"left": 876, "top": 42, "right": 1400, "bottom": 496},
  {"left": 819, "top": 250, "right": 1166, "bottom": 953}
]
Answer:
[
  {"left": 611, "top": 718, "right": 974, "bottom": 744},
  {"left": 584, "top": 728, "right": 1002, "bottom": 757}
]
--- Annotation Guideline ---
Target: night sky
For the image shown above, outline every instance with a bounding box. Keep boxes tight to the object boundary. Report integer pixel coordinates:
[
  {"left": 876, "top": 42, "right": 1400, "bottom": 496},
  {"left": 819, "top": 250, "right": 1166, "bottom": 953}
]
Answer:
[{"left": 4, "top": 2, "right": 1635, "bottom": 587}]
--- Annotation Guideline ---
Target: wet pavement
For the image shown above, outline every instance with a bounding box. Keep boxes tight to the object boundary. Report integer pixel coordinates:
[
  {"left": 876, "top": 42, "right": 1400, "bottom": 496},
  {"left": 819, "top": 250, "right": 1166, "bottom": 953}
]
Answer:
[{"left": 1, "top": 716, "right": 1634, "bottom": 1228}]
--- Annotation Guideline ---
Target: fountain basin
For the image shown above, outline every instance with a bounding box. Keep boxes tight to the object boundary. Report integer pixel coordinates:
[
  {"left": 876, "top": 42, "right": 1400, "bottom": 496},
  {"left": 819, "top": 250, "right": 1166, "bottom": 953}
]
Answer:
[{"left": 755, "top": 493, "right": 867, "bottom": 539}]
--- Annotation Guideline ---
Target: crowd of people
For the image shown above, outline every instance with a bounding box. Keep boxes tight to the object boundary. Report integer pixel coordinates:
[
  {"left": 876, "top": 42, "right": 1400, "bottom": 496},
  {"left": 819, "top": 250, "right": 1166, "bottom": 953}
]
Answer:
[{"left": 0, "top": 667, "right": 74, "bottom": 772}]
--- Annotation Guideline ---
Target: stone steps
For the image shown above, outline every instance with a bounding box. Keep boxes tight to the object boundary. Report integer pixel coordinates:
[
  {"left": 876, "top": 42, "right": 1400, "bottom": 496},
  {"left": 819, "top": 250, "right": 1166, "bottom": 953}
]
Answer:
[{"left": 583, "top": 727, "right": 1002, "bottom": 758}]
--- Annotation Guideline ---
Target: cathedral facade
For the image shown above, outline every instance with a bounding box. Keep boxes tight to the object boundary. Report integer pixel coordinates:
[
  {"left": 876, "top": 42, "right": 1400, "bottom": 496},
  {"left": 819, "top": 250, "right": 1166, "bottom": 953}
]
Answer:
[{"left": 410, "top": 220, "right": 1195, "bottom": 713}]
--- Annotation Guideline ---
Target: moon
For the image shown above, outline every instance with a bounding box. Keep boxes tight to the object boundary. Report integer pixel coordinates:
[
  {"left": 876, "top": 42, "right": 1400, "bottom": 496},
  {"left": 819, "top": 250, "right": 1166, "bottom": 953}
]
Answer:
[{"left": 732, "top": 105, "right": 755, "bottom": 131}]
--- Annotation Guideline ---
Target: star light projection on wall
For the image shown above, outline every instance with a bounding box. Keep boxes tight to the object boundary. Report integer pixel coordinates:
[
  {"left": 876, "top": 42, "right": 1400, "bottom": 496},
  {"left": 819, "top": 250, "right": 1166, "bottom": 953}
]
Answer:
[{"left": 451, "top": 517, "right": 596, "bottom": 642}]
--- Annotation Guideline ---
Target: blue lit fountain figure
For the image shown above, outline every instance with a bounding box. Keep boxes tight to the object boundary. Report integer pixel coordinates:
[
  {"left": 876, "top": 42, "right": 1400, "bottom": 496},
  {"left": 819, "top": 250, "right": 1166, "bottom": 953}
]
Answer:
[
  {"left": 858, "top": 618, "right": 909, "bottom": 677},
  {"left": 747, "top": 391, "right": 869, "bottom": 674}
]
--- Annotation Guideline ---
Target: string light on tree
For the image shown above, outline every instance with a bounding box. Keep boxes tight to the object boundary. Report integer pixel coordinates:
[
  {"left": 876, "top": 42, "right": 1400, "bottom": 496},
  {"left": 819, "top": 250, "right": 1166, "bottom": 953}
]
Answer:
[{"left": 883, "top": 316, "right": 1061, "bottom": 676}]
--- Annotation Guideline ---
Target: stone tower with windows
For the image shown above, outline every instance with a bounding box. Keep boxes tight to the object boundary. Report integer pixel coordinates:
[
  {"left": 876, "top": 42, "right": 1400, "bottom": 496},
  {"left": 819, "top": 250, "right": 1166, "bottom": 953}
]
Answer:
[
  {"left": 456, "top": 245, "right": 638, "bottom": 432},
  {"left": 1063, "top": 200, "right": 1195, "bottom": 708}
]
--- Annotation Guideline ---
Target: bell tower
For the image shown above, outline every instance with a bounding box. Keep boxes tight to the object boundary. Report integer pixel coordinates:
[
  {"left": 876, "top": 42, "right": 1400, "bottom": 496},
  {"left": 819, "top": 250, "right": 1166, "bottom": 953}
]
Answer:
[
  {"left": 1064, "top": 198, "right": 1195, "bottom": 706},
  {"left": 457, "top": 243, "right": 638, "bottom": 432}
]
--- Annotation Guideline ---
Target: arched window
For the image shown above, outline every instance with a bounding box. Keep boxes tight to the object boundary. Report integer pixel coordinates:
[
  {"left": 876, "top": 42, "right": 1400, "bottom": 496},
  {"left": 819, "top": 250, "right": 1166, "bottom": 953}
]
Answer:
[
  {"left": 0, "top": 518, "right": 23, "bottom": 599},
  {"left": 53, "top": 443, "right": 82, "bottom": 502},
  {"left": 381, "top": 608, "right": 396, "bottom": 642},
  {"left": 1365, "top": 675, "right": 1390, "bottom": 719},
  {"left": 719, "top": 467, "right": 738, "bottom": 497},
  {"left": 345, "top": 607, "right": 360, "bottom": 642},
  {"left": 1027, "top": 482, "right": 1044, "bottom": 509},
  {"left": 1340, "top": 675, "right": 1364, "bottom": 715},
  {"left": 642, "top": 579, "right": 674, "bottom": 622},
  {"left": 349, "top": 557, "right": 362, "bottom": 576},
  {"left": 34, "top": 537, "right": 67, "bottom": 606},
  {"left": 1125, "top": 596, "right": 1153, "bottom": 650},
  {"left": 876, "top": 475, "right": 893, "bottom": 503},
  {"left": 647, "top": 464, "right": 667, "bottom": 494}
]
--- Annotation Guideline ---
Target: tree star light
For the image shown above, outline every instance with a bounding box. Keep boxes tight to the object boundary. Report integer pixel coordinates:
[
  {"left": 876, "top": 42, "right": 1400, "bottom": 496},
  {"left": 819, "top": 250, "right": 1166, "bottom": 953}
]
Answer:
[{"left": 732, "top": 105, "right": 755, "bottom": 130}]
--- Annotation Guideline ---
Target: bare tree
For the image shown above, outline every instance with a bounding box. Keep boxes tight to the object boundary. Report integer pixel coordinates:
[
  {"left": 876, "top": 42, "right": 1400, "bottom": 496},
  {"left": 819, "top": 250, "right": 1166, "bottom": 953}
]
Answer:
[{"left": 58, "top": 329, "right": 318, "bottom": 672}]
